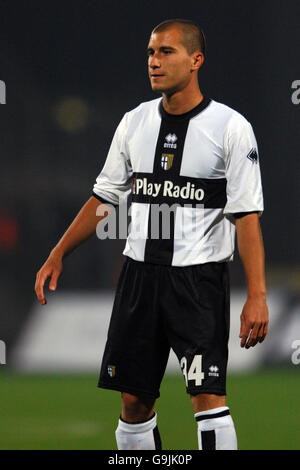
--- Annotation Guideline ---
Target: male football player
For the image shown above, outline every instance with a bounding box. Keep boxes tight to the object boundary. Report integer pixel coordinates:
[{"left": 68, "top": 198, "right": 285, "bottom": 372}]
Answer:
[{"left": 35, "top": 19, "right": 269, "bottom": 450}]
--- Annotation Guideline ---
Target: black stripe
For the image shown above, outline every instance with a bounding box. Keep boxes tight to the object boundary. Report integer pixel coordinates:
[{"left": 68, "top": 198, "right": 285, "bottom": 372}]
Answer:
[
  {"left": 132, "top": 172, "right": 227, "bottom": 208},
  {"left": 144, "top": 114, "right": 190, "bottom": 265},
  {"left": 195, "top": 409, "right": 230, "bottom": 422},
  {"left": 233, "top": 211, "right": 259, "bottom": 219},
  {"left": 144, "top": 99, "right": 214, "bottom": 266},
  {"left": 153, "top": 425, "right": 162, "bottom": 450},
  {"left": 92, "top": 191, "right": 117, "bottom": 207},
  {"left": 201, "top": 430, "right": 216, "bottom": 450}
]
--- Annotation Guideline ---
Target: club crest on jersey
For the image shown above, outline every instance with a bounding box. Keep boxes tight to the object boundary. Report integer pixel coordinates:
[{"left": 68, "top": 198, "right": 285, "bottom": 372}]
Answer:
[
  {"left": 107, "top": 365, "right": 116, "bottom": 377},
  {"left": 164, "top": 133, "right": 177, "bottom": 149},
  {"left": 161, "top": 153, "right": 174, "bottom": 170}
]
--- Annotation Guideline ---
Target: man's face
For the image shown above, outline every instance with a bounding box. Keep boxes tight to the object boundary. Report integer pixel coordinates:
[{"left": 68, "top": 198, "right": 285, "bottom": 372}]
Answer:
[{"left": 147, "top": 27, "right": 195, "bottom": 94}]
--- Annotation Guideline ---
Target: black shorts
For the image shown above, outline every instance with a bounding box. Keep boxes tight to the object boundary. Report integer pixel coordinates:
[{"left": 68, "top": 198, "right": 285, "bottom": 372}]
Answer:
[{"left": 98, "top": 256, "right": 230, "bottom": 399}]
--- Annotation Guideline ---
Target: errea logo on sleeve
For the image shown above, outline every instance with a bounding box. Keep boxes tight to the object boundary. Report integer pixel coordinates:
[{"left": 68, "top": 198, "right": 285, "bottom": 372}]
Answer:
[{"left": 0, "top": 80, "right": 6, "bottom": 104}]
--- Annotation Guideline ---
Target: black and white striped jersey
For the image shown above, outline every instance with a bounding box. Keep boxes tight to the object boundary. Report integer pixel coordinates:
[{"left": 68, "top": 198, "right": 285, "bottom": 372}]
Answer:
[{"left": 92, "top": 97, "right": 264, "bottom": 266}]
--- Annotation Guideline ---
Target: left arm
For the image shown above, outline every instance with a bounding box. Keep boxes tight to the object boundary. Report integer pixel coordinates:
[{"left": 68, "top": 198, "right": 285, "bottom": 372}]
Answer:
[{"left": 235, "top": 213, "right": 269, "bottom": 348}]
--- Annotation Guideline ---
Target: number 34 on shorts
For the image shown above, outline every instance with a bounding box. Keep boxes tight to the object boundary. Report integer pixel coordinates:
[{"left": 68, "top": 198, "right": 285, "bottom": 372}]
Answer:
[{"left": 180, "top": 355, "right": 205, "bottom": 386}]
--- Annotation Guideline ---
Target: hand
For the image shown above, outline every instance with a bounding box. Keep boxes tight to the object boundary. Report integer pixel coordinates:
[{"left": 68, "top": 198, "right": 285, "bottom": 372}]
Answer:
[
  {"left": 35, "top": 252, "right": 63, "bottom": 305},
  {"left": 239, "top": 295, "right": 269, "bottom": 348}
]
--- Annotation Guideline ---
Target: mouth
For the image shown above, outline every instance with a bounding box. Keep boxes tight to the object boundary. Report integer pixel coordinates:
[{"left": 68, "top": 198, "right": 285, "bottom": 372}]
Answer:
[{"left": 150, "top": 74, "right": 165, "bottom": 80}]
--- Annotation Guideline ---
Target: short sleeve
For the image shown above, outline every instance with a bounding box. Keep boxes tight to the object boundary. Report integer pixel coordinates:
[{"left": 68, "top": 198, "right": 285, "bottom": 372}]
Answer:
[
  {"left": 223, "top": 114, "right": 264, "bottom": 217},
  {"left": 92, "top": 113, "right": 133, "bottom": 206}
]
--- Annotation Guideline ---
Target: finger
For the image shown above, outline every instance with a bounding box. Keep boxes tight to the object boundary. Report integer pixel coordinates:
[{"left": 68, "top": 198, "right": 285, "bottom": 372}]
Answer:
[
  {"left": 239, "top": 316, "right": 246, "bottom": 339},
  {"left": 259, "top": 322, "right": 268, "bottom": 343},
  {"left": 249, "top": 334, "right": 260, "bottom": 348},
  {"left": 35, "top": 283, "right": 46, "bottom": 304},
  {"left": 49, "top": 270, "right": 60, "bottom": 291},
  {"left": 240, "top": 334, "right": 248, "bottom": 348},
  {"left": 246, "top": 322, "right": 263, "bottom": 348},
  {"left": 253, "top": 323, "right": 267, "bottom": 345},
  {"left": 35, "top": 272, "right": 49, "bottom": 305},
  {"left": 239, "top": 320, "right": 251, "bottom": 348},
  {"left": 245, "top": 325, "right": 259, "bottom": 348},
  {"left": 251, "top": 337, "right": 261, "bottom": 347},
  {"left": 253, "top": 322, "right": 266, "bottom": 346}
]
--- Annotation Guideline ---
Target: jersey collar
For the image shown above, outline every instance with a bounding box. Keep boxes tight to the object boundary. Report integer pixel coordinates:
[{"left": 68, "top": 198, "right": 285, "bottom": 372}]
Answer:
[{"left": 158, "top": 96, "right": 211, "bottom": 121}]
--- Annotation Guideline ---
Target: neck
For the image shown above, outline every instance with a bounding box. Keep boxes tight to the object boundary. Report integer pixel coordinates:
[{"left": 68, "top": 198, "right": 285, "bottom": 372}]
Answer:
[{"left": 162, "top": 83, "right": 203, "bottom": 115}]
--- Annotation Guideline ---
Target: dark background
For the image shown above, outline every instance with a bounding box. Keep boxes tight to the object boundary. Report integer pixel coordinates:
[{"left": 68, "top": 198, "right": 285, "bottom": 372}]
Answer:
[{"left": 0, "top": 0, "right": 299, "bottom": 352}]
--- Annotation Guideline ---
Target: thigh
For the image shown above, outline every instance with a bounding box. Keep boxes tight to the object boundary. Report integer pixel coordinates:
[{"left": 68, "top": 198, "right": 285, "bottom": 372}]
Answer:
[
  {"left": 161, "top": 262, "right": 230, "bottom": 396},
  {"left": 98, "top": 257, "right": 170, "bottom": 398}
]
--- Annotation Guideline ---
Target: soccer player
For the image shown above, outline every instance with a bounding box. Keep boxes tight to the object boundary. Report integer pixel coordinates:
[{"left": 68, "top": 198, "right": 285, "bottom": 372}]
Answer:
[{"left": 35, "top": 19, "right": 269, "bottom": 450}]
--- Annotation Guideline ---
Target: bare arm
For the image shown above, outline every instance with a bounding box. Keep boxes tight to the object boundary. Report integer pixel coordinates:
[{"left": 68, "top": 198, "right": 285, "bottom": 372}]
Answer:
[
  {"left": 235, "top": 213, "right": 269, "bottom": 348},
  {"left": 35, "top": 196, "right": 111, "bottom": 305}
]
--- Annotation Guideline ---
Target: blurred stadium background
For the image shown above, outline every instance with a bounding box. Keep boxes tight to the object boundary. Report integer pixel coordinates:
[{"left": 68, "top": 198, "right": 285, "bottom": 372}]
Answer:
[{"left": 0, "top": 0, "right": 299, "bottom": 450}]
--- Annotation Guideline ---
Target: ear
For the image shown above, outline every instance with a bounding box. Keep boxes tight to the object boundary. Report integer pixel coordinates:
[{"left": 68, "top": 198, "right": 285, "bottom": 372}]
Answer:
[{"left": 191, "top": 52, "right": 204, "bottom": 71}]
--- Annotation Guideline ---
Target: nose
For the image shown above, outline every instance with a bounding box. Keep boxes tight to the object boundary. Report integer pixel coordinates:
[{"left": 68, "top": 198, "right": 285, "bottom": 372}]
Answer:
[{"left": 148, "top": 52, "right": 161, "bottom": 70}]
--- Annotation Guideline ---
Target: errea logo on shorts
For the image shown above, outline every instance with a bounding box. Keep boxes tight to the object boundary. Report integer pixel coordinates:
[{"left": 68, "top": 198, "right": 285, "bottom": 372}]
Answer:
[
  {"left": 208, "top": 365, "right": 219, "bottom": 377},
  {"left": 164, "top": 133, "right": 177, "bottom": 149}
]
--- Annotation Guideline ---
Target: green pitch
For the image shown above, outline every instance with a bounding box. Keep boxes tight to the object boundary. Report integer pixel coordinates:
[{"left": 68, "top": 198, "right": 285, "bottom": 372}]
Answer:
[{"left": 0, "top": 368, "right": 299, "bottom": 450}]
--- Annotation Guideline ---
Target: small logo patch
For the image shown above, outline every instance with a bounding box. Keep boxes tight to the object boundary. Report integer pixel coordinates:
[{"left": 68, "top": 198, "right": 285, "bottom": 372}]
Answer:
[
  {"left": 246, "top": 148, "right": 258, "bottom": 163},
  {"left": 161, "top": 153, "right": 174, "bottom": 170},
  {"left": 164, "top": 133, "right": 177, "bottom": 149},
  {"left": 208, "top": 365, "right": 219, "bottom": 377},
  {"left": 108, "top": 365, "right": 116, "bottom": 377}
]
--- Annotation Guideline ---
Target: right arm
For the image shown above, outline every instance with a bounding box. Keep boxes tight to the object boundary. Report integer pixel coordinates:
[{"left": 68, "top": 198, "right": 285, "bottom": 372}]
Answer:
[
  {"left": 35, "top": 112, "right": 132, "bottom": 305},
  {"left": 35, "top": 196, "right": 110, "bottom": 305}
]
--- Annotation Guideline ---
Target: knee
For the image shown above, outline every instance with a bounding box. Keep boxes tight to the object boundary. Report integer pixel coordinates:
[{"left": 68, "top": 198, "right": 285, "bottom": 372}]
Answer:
[
  {"left": 122, "top": 393, "right": 142, "bottom": 412},
  {"left": 190, "top": 393, "right": 226, "bottom": 413},
  {"left": 121, "top": 392, "right": 156, "bottom": 422}
]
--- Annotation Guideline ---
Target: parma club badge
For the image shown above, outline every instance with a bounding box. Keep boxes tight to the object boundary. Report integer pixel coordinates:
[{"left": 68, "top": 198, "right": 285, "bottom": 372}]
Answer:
[
  {"left": 161, "top": 154, "right": 174, "bottom": 170},
  {"left": 107, "top": 365, "right": 116, "bottom": 377}
]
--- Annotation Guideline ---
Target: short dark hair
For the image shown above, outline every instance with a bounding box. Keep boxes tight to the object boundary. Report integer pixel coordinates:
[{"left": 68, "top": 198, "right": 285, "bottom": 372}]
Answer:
[{"left": 152, "top": 19, "right": 206, "bottom": 57}]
